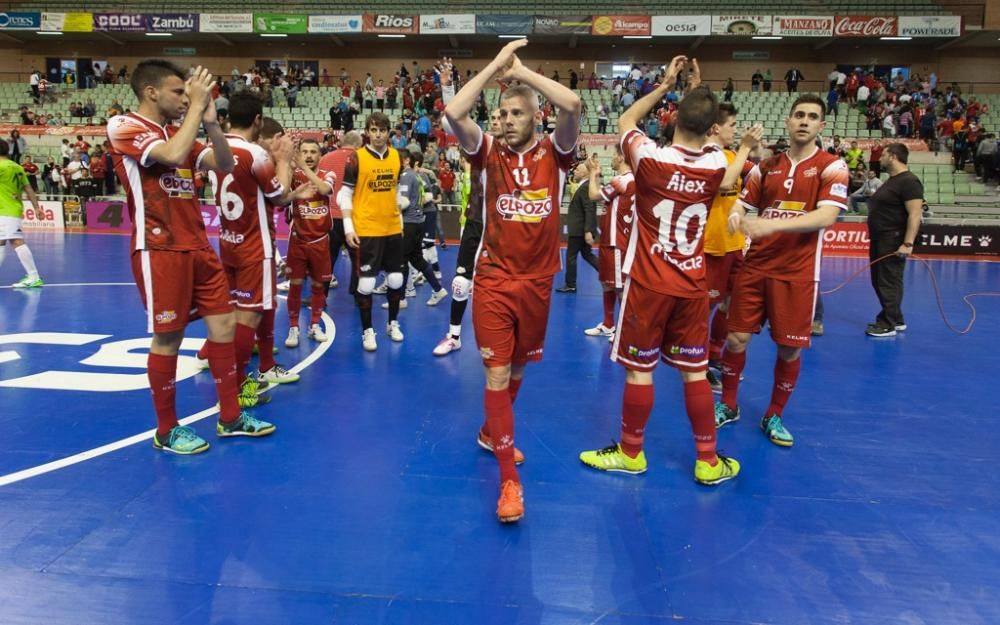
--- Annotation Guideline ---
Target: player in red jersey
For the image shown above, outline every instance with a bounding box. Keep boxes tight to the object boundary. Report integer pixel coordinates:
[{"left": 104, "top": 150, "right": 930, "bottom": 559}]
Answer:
[
  {"left": 107, "top": 60, "right": 274, "bottom": 454},
  {"left": 318, "top": 130, "right": 363, "bottom": 293},
  {"left": 209, "top": 91, "right": 303, "bottom": 403},
  {"left": 583, "top": 147, "right": 634, "bottom": 340},
  {"left": 284, "top": 139, "right": 335, "bottom": 348},
  {"left": 717, "top": 94, "right": 850, "bottom": 447},
  {"left": 445, "top": 39, "right": 581, "bottom": 523},
  {"left": 579, "top": 57, "right": 758, "bottom": 485}
]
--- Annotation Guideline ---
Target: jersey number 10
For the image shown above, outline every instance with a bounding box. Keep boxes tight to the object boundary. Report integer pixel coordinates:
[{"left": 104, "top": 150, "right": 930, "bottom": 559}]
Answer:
[{"left": 652, "top": 199, "right": 708, "bottom": 256}]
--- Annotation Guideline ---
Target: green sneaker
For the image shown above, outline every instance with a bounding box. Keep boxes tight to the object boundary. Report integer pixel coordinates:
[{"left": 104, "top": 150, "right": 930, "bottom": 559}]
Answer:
[
  {"left": 252, "top": 344, "right": 280, "bottom": 355},
  {"left": 11, "top": 275, "right": 43, "bottom": 288},
  {"left": 579, "top": 441, "right": 647, "bottom": 475},
  {"left": 761, "top": 414, "right": 794, "bottom": 447},
  {"left": 694, "top": 453, "right": 741, "bottom": 485},
  {"left": 153, "top": 425, "right": 210, "bottom": 455},
  {"left": 217, "top": 411, "right": 276, "bottom": 437},
  {"left": 714, "top": 402, "right": 741, "bottom": 429},
  {"left": 238, "top": 375, "right": 271, "bottom": 408}
]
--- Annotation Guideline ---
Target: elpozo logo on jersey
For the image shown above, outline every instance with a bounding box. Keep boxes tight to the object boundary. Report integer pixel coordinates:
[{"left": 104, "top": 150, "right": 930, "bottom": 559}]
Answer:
[
  {"left": 160, "top": 168, "right": 195, "bottom": 198},
  {"left": 299, "top": 201, "right": 328, "bottom": 218},
  {"left": 496, "top": 189, "right": 552, "bottom": 223}
]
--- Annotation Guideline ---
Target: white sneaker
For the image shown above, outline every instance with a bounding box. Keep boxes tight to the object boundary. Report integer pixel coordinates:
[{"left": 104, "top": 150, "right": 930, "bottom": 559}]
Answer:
[
  {"left": 386, "top": 320, "right": 404, "bottom": 342},
  {"left": 277, "top": 280, "right": 291, "bottom": 293},
  {"left": 328, "top": 277, "right": 339, "bottom": 288},
  {"left": 584, "top": 323, "right": 614, "bottom": 337},
  {"left": 413, "top": 273, "right": 426, "bottom": 286},
  {"left": 195, "top": 356, "right": 210, "bottom": 370},
  {"left": 433, "top": 271, "right": 442, "bottom": 280},
  {"left": 607, "top": 331, "right": 615, "bottom": 343},
  {"left": 405, "top": 287, "right": 417, "bottom": 297},
  {"left": 362, "top": 328, "right": 377, "bottom": 352},
  {"left": 381, "top": 299, "right": 408, "bottom": 309},
  {"left": 372, "top": 282, "right": 388, "bottom": 295},
  {"left": 284, "top": 327, "right": 300, "bottom": 347},
  {"left": 308, "top": 323, "right": 328, "bottom": 342},
  {"left": 433, "top": 335, "right": 461, "bottom": 356},
  {"left": 257, "top": 364, "right": 301, "bottom": 384},
  {"left": 427, "top": 288, "right": 448, "bottom": 306}
]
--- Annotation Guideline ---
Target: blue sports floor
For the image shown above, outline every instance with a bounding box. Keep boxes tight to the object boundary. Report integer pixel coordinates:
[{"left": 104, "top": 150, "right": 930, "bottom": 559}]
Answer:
[{"left": 1, "top": 232, "right": 998, "bottom": 625}]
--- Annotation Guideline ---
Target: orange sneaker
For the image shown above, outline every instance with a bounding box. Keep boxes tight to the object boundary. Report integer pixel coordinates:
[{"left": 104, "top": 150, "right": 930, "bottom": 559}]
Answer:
[
  {"left": 477, "top": 430, "right": 526, "bottom": 465},
  {"left": 496, "top": 480, "right": 524, "bottom": 523}
]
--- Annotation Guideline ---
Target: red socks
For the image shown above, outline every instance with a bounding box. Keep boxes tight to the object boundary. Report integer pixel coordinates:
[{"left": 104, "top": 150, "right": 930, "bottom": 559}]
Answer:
[
  {"left": 257, "top": 309, "right": 276, "bottom": 372},
  {"left": 287, "top": 282, "right": 302, "bottom": 327},
  {"left": 234, "top": 322, "right": 256, "bottom": 378},
  {"left": 481, "top": 378, "right": 523, "bottom": 437},
  {"left": 204, "top": 339, "right": 241, "bottom": 423},
  {"left": 619, "top": 382, "right": 654, "bottom": 458},
  {"left": 310, "top": 284, "right": 325, "bottom": 325},
  {"left": 709, "top": 308, "right": 729, "bottom": 362},
  {"left": 147, "top": 353, "right": 178, "bottom": 437},
  {"left": 602, "top": 289, "right": 616, "bottom": 328},
  {"left": 767, "top": 357, "right": 801, "bottom": 417},
  {"left": 684, "top": 379, "right": 718, "bottom": 463},
  {"left": 721, "top": 349, "right": 746, "bottom": 411},
  {"left": 484, "top": 388, "right": 518, "bottom": 483}
]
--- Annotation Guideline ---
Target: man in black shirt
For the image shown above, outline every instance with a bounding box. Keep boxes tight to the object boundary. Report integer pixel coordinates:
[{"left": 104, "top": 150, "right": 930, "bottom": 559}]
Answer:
[
  {"left": 556, "top": 161, "right": 598, "bottom": 293},
  {"left": 865, "top": 143, "right": 924, "bottom": 337}
]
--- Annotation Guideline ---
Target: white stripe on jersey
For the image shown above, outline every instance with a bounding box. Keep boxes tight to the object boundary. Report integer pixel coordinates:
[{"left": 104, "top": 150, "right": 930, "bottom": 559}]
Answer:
[
  {"left": 140, "top": 250, "right": 154, "bottom": 333},
  {"left": 123, "top": 157, "right": 145, "bottom": 251}
]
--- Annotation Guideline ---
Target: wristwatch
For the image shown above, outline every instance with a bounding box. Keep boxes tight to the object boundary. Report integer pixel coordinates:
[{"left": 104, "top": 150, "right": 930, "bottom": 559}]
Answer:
[{"left": 901, "top": 242, "right": 914, "bottom": 248}]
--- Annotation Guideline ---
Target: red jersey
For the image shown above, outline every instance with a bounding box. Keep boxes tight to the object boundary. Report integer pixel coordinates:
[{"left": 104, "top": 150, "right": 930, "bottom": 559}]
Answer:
[
  {"left": 317, "top": 147, "right": 354, "bottom": 219},
  {"left": 107, "top": 113, "right": 210, "bottom": 252},
  {"left": 212, "top": 134, "right": 285, "bottom": 266},
  {"left": 598, "top": 171, "right": 636, "bottom": 250},
  {"left": 738, "top": 148, "right": 849, "bottom": 282},
  {"left": 290, "top": 168, "right": 335, "bottom": 243},
  {"left": 438, "top": 168, "right": 455, "bottom": 192},
  {"left": 467, "top": 132, "right": 574, "bottom": 279},
  {"left": 89, "top": 155, "right": 106, "bottom": 179},
  {"left": 75, "top": 140, "right": 91, "bottom": 153},
  {"left": 620, "top": 129, "right": 727, "bottom": 297}
]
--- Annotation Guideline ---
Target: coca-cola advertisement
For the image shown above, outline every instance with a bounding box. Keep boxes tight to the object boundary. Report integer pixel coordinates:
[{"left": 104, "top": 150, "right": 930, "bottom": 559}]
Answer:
[{"left": 833, "top": 15, "right": 898, "bottom": 37}]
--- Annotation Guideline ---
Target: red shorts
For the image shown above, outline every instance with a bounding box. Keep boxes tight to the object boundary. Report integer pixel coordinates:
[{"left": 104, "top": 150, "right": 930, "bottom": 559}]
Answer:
[
  {"left": 130, "top": 247, "right": 234, "bottom": 334},
  {"left": 612, "top": 277, "right": 709, "bottom": 373},
  {"left": 225, "top": 257, "right": 277, "bottom": 311},
  {"left": 472, "top": 273, "right": 553, "bottom": 368},
  {"left": 287, "top": 236, "right": 332, "bottom": 283},
  {"left": 727, "top": 270, "right": 816, "bottom": 348},
  {"left": 704, "top": 250, "right": 744, "bottom": 305},
  {"left": 598, "top": 246, "right": 624, "bottom": 290}
]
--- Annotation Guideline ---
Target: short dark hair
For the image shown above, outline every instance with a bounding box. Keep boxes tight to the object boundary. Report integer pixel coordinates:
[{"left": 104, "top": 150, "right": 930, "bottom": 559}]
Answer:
[
  {"left": 130, "top": 60, "right": 185, "bottom": 99},
  {"left": 227, "top": 92, "right": 264, "bottom": 130},
  {"left": 409, "top": 150, "right": 423, "bottom": 166},
  {"left": 0, "top": 139, "right": 8, "bottom": 156},
  {"left": 789, "top": 94, "right": 827, "bottom": 121},
  {"left": 260, "top": 117, "right": 284, "bottom": 140},
  {"left": 716, "top": 102, "right": 738, "bottom": 125},
  {"left": 299, "top": 138, "right": 321, "bottom": 149},
  {"left": 366, "top": 112, "right": 390, "bottom": 131},
  {"left": 676, "top": 86, "right": 719, "bottom": 136},
  {"left": 884, "top": 142, "right": 909, "bottom": 164}
]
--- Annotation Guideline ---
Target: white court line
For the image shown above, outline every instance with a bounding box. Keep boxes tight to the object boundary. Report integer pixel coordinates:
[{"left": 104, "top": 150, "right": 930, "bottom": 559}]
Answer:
[
  {"left": 0, "top": 282, "right": 135, "bottom": 289},
  {"left": 0, "top": 311, "right": 335, "bottom": 488}
]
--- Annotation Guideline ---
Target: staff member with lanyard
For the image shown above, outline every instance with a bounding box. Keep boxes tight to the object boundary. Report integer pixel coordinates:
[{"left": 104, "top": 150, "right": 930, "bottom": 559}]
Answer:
[{"left": 865, "top": 143, "right": 924, "bottom": 338}]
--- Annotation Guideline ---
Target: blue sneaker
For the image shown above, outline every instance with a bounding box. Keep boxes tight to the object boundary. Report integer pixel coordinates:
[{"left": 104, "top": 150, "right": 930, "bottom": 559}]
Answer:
[
  {"left": 153, "top": 425, "right": 210, "bottom": 455},
  {"left": 217, "top": 411, "right": 276, "bottom": 437},
  {"left": 761, "top": 414, "right": 794, "bottom": 447},
  {"left": 714, "top": 402, "right": 741, "bottom": 429}
]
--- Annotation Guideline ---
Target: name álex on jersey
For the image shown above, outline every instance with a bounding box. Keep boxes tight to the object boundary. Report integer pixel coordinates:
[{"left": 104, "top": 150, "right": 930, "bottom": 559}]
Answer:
[{"left": 649, "top": 170, "right": 709, "bottom": 273}]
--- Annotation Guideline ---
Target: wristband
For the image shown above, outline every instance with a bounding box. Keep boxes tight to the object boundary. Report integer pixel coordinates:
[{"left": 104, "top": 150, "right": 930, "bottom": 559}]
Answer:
[
  {"left": 343, "top": 217, "right": 355, "bottom": 236},
  {"left": 901, "top": 241, "right": 913, "bottom": 248}
]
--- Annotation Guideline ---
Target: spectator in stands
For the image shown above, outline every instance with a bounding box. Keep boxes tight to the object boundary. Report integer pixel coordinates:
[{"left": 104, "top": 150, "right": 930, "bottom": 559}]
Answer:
[
  {"left": 827, "top": 135, "right": 846, "bottom": 157},
  {"left": 286, "top": 81, "right": 299, "bottom": 108},
  {"left": 723, "top": 78, "right": 734, "bottom": 103},
  {"left": 849, "top": 170, "right": 883, "bottom": 212},
  {"left": 898, "top": 106, "right": 913, "bottom": 138},
  {"left": 74, "top": 168, "right": 99, "bottom": 201},
  {"left": 953, "top": 128, "right": 969, "bottom": 172},
  {"left": 69, "top": 102, "right": 82, "bottom": 117},
  {"left": 845, "top": 141, "right": 865, "bottom": 170},
  {"left": 8, "top": 130, "right": 26, "bottom": 164},
  {"left": 386, "top": 82, "right": 397, "bottom": 110},
  {"left": 857, "top": 82, "right": 871, "bottom": 112},
  {"left": 751, "top": 69, "right": 763, "bottom": 93},
  {"left": 29, "top": 69, "right": 40, "bottom": 103},
  {"left": 375, "top": 80, "right": 386, "bottom": 112},
  {"left": 596, "top": 101, "right": 609, "bottom": 134},
  {"left": 919, "top": 105, "right": 937, "bottom": 150},
  {"left": 869, "top": 140, "right": 885, "bottom": 177},
  {"left": 569, "top": 70, "right": 579, "bottom": 90},
  {"left": 88, "top": 146, "right": 106, "bottom": 191},
  {"left": 763, "top": 68, "right": 773, "bottom": 93},
  {"left": 65, "top": 152, "right": 86, "bottom": 184},
  {"left": 827, "top": 86, "right": 839, "bottom": 118},
  {"left": 784, "top": 67, "right": 804, "bottom": 93},
  {"left": 21, "top": 155, "right": 39, "bottom": 191},
  {"left": 42, "top": 157, "right": 59, "bottom": 197},
  {"left": 975, "top": 134, "right": 997, "bottom": 183},
  {"left": 882, "top": 110, "right": 895, "bottom": 138},
  {"left": 214, "top": 93, "right": 229, "bottom": 121}
]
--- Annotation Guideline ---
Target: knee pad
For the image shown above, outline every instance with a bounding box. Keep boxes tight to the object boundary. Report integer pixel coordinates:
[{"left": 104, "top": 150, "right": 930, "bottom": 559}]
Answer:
[
  {"left": 422, "top": 246, "right": 438, "bottom": 265},
  {"left": 451, "top": 275, "right": 471, "bottom": 302},
  {"left": 357, "top": 276, "right": 376, "bottom": 295},
  {"left": 386, "top": 272, "right": 404, "bottom": 290}
]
